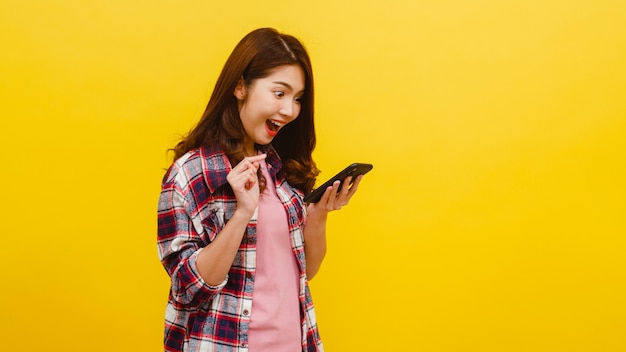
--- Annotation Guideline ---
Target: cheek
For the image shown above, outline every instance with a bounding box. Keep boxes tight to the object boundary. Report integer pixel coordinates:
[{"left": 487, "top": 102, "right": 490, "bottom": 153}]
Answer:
[
  {"left": 293, "top": 104, "right": 302, "bottom": 120},
  {"left": 242, "top": 99, "right": 269, "bottom": 120}
]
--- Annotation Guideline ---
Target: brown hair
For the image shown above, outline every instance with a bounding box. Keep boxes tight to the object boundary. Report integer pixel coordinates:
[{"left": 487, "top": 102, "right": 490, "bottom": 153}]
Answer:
[{"left": 173, "top": 28, "right": 319, "bottom": 194}]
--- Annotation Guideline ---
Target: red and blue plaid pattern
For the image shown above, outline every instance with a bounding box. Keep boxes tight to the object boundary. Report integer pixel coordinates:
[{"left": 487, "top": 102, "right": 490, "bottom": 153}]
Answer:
[{"left": 157, "top": 143, "right": 323, "bottom": 351}]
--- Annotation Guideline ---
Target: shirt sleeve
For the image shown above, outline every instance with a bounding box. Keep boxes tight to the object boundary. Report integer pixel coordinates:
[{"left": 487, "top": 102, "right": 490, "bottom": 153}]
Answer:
[{"left": 157, "top": 177, "right": 227, "bottom": 308}]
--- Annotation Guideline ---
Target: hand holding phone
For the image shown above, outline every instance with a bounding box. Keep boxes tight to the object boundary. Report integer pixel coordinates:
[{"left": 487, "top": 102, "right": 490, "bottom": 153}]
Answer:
[{"left": 303, "top": 163, "right": 373, "bottom": 203}]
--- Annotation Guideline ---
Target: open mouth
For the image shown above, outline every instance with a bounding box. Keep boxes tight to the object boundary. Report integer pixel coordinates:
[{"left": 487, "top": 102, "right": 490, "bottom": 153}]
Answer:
[{"left": 265, "top": 119, "right": 282, "bottom": 136}]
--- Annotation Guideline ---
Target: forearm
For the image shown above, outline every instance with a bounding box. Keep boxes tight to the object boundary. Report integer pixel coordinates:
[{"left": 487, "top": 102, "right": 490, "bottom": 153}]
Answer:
[
  {"left": 303, "top": 211, "right": 328, "bottom": 280},
  {"left": 195, "top": 210, "right": 252, "bottom": 286}
]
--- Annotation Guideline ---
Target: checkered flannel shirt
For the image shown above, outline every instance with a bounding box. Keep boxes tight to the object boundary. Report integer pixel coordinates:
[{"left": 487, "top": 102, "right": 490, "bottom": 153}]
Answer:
[{"left": 157, "top": 143, "right": 323, "bottom": 351}]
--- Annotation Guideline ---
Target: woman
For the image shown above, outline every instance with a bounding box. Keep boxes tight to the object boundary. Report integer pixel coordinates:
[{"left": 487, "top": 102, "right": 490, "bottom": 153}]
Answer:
[{"left": 157, "top": 28, "right": 363, "bottom": 352}]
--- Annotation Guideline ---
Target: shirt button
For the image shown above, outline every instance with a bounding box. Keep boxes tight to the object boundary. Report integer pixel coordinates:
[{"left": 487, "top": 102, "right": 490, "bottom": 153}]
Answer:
[
  {"left": 243, "top": 309, "right": 250, "bottom": 316},
  {"left": 241, "top": 343, "right": 248, "bottom": 348}
]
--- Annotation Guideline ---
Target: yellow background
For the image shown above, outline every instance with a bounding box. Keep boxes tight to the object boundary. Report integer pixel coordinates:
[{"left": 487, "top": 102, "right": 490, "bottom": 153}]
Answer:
[{"left": 1, "top": 1, "right": 625, "bottom": 351}]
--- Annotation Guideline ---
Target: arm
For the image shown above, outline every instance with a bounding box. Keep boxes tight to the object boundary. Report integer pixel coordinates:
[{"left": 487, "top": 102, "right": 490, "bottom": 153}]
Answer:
[
  {"left": 157, "top": 154, "right": 266, "bottom": 306},
  {"left": 195, "top": 154, "right": 267, "bottom": 285},
  {"left": 303, "top": 174, "right": 363, "bottom": 279},
  {"left": 158, "top": 182, "right": 219, "bottom": 307},
  {"left": 302, "top": 208, "right": 328, "bottom": 280},
  {"left": 193, "top": 211, "right": 251, "bottom": 285}
]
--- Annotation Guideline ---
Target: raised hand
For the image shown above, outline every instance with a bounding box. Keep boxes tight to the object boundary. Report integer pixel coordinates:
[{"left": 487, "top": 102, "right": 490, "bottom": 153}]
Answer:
[{"left": 227, "top": 154, "right": 267, "bottom": 217}]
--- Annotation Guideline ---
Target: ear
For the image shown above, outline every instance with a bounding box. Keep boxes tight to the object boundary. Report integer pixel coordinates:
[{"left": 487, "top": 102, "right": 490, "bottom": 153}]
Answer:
[{"left": 233, "top": 77, "right": 247, "bottom": 100}]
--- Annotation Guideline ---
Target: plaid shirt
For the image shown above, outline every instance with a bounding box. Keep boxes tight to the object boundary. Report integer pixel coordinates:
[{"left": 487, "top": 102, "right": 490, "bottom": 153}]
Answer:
[{"left": 157, "top": 143, "right": 323, "bottom": 352}]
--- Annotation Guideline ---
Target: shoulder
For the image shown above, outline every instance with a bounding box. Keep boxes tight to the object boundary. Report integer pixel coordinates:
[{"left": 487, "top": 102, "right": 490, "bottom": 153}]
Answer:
[
  {"left": 162, "top": 145, "right": 231, "bottom": 194},
  {"left": 161, "top": 149, "right": 204, "bottom": 188}
]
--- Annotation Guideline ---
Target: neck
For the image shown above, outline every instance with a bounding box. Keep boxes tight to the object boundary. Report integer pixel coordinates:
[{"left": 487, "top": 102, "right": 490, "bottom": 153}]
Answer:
[{"left": 243, "top": 142, "right": 256, "bottom": 157}]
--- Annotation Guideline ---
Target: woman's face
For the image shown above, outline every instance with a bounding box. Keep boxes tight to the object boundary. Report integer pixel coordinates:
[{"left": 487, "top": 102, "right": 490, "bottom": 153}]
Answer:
[{"left": 235, "top": 64, "right": 305, "bottom": 154}]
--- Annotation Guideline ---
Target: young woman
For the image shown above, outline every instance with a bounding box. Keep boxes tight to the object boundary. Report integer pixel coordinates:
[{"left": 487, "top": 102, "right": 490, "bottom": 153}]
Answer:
[{"left": 157, "top": 28, "right": 363, "bottom": 352}]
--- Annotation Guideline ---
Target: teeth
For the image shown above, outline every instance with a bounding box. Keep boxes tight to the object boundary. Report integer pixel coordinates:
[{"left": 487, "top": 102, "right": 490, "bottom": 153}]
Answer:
[{"left": 270, "top": 120, "right": 282, "bottom": 127}]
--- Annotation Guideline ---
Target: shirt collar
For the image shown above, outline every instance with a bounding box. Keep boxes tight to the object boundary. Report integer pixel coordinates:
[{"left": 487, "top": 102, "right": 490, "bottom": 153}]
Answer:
[{"left": 199, "top": 143, "right": 282, "bottom": 194}]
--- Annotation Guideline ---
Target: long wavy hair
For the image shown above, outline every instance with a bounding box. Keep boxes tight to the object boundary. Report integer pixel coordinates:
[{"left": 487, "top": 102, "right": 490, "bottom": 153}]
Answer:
[{"left": 173, "top": 28, "right": 319, "bottom": 194}]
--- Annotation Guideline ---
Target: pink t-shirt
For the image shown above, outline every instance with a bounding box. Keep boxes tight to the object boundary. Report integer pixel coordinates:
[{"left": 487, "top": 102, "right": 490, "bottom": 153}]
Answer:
[{"left": 248, "top": 160, "right": 302, "bottom": 351}]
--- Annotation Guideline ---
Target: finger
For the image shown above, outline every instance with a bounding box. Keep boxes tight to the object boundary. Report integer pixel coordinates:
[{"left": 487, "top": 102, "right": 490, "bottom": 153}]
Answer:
[
  {"left": 229, "top": 167, "right": 259, "bottom": 191},
  {"left": 346, "top": 174, "right": 362, "bottom": 197},
  {"left": 330, "top": 180, "right": 341, "bottom": 199},
  {"left": 233, "top": 160, "right": 254, "bottom": 173},
  {"left": 317, "top": 181, "right": 338, "bottom": 207},
  {"left": 245, "top": 153, "right": 267, "bottom": 163},
  {"left": 245, "top": 170, "right": 259, "bottom": 189},
  {"left": 339, "top": 176, "right": 352, "bottom": 198},
  {"left": 233, "top": 154, "right": 265, "bottom": 172},
  {"left": 337, "top": 176, "right": 359, "bottom": 208},
  {"left": 327, "top": 181, "right": 342, "bottom": 209}
]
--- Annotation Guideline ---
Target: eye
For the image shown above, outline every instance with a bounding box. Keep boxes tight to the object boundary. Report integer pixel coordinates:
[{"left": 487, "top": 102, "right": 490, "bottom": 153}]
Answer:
[
  {"left": 295, "top": 96, "right": 302, "bottom": 104},
  {"left": 274, "top": 91, "right": 285, "bottom": 98}
]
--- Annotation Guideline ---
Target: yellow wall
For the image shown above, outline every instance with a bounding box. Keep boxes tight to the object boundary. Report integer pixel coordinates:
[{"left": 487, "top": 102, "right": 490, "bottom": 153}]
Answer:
[{"left": 1, "top": 1, "right": 625, "bottom": 351}]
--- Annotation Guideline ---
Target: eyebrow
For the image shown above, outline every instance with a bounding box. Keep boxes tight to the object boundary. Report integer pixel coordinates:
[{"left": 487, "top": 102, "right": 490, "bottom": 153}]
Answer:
[{"left": 272, "top": 81, "right": 304, "bottom": 93}]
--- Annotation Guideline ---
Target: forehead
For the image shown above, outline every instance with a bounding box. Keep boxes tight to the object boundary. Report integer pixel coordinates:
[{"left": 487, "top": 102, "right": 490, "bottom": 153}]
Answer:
[{"left": 261, "top": 65, "right": 305, "bottom": 92}]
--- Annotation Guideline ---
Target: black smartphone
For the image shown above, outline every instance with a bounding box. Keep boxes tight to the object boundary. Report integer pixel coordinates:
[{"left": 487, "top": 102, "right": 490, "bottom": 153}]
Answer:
[{"left": 303, "top": 163, "right": 373, "bottom": 203}]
